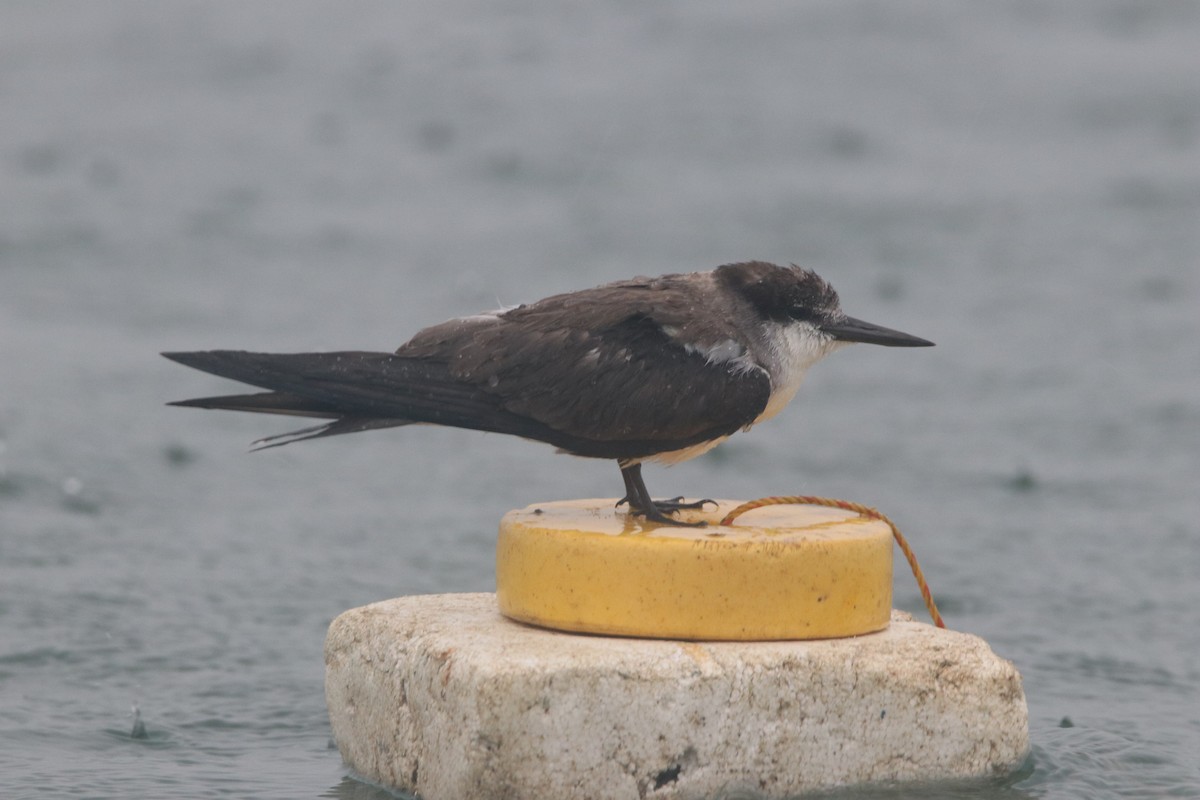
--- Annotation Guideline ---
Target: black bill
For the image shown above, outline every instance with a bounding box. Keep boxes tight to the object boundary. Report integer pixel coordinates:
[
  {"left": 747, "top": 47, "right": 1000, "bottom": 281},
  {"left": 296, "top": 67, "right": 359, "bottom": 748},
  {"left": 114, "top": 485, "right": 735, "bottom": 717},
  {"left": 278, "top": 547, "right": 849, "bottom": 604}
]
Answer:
[{"left": 822, "top": 316, "right": 935, "bottom": 347}]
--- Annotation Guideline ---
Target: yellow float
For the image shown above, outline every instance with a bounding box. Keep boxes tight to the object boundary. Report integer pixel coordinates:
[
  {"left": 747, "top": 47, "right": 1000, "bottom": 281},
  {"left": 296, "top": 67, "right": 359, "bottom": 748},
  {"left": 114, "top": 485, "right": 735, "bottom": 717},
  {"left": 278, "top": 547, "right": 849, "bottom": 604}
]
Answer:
[{"left": 496, "top": 499, "right": 894, "bottom": 640}]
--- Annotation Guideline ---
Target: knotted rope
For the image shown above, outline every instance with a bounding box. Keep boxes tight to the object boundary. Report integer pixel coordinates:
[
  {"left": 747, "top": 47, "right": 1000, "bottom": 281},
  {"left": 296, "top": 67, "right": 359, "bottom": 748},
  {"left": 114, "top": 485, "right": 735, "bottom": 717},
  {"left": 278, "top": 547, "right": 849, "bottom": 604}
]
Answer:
[{"left": 719, "top": 496, "right": 945, "bottom": 629}]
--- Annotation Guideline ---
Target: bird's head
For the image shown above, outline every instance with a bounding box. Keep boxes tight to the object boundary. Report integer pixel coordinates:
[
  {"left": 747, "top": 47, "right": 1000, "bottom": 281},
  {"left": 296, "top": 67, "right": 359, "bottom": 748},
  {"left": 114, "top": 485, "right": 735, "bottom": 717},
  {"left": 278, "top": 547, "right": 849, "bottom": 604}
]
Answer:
[{"left": 716, "top": 261, "right": 934, "bottom": 349}]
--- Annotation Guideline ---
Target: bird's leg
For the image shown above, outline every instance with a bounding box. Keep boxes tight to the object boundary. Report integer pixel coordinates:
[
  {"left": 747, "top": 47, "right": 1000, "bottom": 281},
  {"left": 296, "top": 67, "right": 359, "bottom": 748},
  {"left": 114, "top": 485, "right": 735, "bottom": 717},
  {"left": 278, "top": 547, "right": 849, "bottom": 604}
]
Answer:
[{"left": 617, "top": 463, "right": 713, "bottom": 527}]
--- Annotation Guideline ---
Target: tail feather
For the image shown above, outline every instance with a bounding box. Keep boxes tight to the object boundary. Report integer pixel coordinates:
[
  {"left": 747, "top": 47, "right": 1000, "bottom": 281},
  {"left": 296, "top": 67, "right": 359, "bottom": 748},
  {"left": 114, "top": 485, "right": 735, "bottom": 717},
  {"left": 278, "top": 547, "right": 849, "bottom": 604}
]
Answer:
[
  {"left": 162, "top": 350, "right": 488, "bottom": 422},
  {"left": 168, "top": 391, "right": 343, "bottom": 418},
  {"left": 250, "top": 418, "right": 413, "bottom": 450},
  {"left": 163, "top": 350, "right": 522, "bottom": 447}
]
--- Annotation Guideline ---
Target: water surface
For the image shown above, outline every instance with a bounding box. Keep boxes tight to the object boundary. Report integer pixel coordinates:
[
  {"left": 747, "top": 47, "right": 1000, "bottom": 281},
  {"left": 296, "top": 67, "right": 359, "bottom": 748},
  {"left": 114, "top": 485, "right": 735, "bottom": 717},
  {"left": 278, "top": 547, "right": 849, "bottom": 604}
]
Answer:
[{"left": 2, "top": 3, "right": 1198, "bottom": 798}]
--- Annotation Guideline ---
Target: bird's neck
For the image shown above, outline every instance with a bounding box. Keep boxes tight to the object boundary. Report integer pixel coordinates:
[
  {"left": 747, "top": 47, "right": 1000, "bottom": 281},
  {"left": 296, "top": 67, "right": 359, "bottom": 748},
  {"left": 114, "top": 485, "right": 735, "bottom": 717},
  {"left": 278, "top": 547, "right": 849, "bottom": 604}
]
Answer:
[{"left": 752, "top": 322, "right": 844, "bottom": 424}]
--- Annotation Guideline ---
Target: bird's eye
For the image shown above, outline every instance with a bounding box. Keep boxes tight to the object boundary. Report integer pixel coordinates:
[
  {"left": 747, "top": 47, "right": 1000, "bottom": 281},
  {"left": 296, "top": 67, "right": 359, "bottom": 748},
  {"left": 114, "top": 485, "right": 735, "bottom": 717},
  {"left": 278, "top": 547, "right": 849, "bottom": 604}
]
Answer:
[{"left": 788, "top": 306, "right": 817, "bottom": 323}]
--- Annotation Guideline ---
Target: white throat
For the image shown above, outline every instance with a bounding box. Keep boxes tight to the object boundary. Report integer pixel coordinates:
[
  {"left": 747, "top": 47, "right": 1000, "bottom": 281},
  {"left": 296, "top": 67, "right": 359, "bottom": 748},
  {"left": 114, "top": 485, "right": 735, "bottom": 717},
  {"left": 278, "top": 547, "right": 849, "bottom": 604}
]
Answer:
[{"left": 753, "top": 322, "right": 845, "bottom": 424}]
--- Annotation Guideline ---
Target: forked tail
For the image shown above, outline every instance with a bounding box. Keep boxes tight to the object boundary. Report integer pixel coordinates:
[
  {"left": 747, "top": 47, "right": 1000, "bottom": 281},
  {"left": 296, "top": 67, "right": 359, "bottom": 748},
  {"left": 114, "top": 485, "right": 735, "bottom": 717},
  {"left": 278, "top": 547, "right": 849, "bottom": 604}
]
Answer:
[{"left": 163, "top": 350, "right": 492, "bottom": 448}]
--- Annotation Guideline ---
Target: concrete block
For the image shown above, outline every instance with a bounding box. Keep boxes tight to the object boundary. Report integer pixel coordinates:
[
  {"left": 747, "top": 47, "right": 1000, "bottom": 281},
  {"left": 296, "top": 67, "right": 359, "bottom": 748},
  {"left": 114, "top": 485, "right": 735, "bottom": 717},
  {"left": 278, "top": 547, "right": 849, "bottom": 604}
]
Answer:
[{"left": 325, "top": 593, "right": 1028, "bottom": 799}]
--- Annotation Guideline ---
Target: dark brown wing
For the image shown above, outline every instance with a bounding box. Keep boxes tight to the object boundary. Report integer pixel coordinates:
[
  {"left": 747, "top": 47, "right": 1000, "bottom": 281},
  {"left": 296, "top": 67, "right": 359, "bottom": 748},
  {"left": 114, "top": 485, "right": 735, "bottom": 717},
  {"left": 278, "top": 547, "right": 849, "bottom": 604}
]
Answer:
[{"left": 397, "top": 278, "right": 770, "bottom": 452}]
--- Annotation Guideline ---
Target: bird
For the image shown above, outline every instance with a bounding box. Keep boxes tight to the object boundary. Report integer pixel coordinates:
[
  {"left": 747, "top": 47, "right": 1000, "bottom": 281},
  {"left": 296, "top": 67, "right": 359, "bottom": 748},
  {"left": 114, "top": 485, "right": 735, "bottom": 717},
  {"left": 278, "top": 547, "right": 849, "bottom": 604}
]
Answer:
[{"left": 163, "top": 261, "right": 933, "bottom": 526}]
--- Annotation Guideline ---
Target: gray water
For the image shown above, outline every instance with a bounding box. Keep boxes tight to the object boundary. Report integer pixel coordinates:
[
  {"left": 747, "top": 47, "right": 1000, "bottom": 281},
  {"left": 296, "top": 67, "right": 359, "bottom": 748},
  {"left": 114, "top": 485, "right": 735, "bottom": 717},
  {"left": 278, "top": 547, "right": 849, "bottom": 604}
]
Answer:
[{"left": 2, "top": 2, "right": 1198, "bottom": 798}]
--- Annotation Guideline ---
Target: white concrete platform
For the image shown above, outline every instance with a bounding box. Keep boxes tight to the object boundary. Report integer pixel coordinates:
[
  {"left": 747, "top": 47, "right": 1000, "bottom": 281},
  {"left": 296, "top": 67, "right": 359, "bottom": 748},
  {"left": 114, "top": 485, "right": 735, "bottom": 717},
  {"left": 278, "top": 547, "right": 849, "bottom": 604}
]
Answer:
[{"left": 325, "top": 593, "right": 1028, "bottom": 800}]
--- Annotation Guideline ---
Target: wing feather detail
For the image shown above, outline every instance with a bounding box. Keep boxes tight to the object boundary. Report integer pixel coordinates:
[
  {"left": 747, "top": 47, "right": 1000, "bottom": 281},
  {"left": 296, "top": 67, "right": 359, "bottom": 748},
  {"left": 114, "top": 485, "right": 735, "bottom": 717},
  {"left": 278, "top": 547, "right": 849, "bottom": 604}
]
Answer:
[{"left": 398, "top": 279, "right": 771, "bottom": 447}]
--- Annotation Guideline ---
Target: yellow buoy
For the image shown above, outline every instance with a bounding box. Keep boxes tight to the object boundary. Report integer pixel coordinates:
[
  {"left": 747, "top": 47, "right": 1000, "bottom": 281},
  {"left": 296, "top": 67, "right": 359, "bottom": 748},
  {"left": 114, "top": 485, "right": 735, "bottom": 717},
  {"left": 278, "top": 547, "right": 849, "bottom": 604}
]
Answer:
[{"left": 496, "top": 499, "right": 893, "bottom": 641}]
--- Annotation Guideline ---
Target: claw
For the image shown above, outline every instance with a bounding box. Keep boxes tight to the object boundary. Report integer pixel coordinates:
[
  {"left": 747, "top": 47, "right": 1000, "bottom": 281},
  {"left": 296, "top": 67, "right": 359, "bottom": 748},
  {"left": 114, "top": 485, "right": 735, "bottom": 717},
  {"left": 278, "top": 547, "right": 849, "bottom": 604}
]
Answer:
[
  {"left": 616, "top": 463, "right": 715, "bottom": 527},
  {"left": 655, "top": 496, "right": 716, "bottom": 513},
  {"left": 635, "top": 503, "right": 708, "bottom": 528}
]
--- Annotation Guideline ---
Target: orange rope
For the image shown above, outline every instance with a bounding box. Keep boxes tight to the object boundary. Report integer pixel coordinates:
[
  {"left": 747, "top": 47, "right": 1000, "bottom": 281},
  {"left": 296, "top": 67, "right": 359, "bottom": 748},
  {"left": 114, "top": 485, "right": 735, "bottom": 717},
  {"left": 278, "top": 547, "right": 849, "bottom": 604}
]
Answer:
[{"left": 719, "top": 496, "right": 945, "bottom": 629}]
